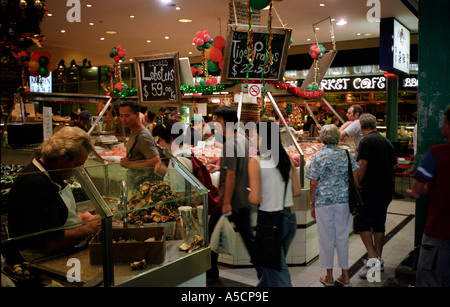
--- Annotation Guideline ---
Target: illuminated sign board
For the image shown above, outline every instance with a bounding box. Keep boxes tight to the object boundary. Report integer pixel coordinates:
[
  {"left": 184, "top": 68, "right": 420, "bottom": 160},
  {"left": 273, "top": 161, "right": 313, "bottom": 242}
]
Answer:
[
  {"left": 380, "top": 18, "right": 410, "bottom": 75},
  {"left": 298, "top": 75, "right": 418, "bottom": 92}
]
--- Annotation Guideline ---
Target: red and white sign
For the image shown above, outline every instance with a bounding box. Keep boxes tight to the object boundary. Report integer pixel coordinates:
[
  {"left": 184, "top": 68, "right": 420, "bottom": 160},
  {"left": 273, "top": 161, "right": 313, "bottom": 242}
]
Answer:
[{"left": 248, "top": 84, "right": 261, "bottom": 97}]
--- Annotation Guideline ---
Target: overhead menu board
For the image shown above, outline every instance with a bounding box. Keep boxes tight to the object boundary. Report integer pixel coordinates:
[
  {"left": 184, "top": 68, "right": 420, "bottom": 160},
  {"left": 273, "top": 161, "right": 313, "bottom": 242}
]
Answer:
[
  {"left": 135, "top": 52, "right": 181, "bottom": 106},
  {"left": 221, "top": 25, "right": 292, "bottom": 82}
]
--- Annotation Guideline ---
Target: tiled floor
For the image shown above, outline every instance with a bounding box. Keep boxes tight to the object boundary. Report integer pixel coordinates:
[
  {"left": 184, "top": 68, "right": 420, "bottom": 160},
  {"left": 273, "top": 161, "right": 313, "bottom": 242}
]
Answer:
[{"left": 210, "top": 195, "right": 417, "bottom": 287}]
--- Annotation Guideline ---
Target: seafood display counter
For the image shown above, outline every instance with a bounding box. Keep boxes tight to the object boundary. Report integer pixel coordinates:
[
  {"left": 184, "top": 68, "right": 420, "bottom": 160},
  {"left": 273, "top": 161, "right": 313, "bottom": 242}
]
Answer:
[{"left": 1, "top": 152, "right": 210, "bottom": 287}]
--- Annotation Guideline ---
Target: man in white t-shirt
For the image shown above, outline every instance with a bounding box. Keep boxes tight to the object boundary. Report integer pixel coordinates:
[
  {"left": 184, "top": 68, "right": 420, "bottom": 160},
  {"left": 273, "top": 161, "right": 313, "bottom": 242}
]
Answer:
[{"left": 339, "top": 104, "right": 364, "bottom": 154}]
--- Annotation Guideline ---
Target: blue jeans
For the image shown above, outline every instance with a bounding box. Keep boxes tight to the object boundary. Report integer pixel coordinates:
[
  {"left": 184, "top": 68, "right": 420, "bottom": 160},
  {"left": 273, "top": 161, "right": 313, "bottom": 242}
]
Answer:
[{"left": 257, "top": 207, "right": 297, "bottom": 287}]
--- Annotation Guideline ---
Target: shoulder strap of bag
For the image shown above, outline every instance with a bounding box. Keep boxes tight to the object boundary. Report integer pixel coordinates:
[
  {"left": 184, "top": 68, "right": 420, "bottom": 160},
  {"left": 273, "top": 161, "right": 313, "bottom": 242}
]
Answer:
[{"left": 345, "top": 149, "right": 354, "bottom": 184}]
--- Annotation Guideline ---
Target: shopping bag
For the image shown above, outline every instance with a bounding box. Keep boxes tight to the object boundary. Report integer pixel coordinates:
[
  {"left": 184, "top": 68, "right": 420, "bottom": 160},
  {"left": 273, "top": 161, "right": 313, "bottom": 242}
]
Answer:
[{"left": 209, "top": 214, "right": 235, "bottom": 255}]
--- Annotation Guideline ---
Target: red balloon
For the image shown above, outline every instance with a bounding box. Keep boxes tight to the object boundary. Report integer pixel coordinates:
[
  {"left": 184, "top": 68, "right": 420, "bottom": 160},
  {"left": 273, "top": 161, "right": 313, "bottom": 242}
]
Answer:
[
  {"left": 202, "top": 30, "right": 210, "bottom": 35},
  {"left": 219, "top": 60, "right": 223, "bottom": 70},
  {"left": 113, "top": 55, "right": 120, "bottom": 62},
  {"left": 203, "top": 34, "right": 211, "bottom": 42},
  {"left": 210, "top": 47, "right": 223, "bottom": 62},
  {"left": 315, "top": 47, "right": 322, "bottom": 54},
  {"left": 211, "top": 77, "right": 218, "bottom": 85},
  {"left": 29, "top": 69, "right": 38, "bottom": 77},
  {"left": 193, "top": 37, "right": 198, "bottom": 44},
  {"left": 309, "top": 44, "right": 317, "bottom": 52},
  {"left": 213, "top": 36, "right": 226, "bottom": 50},
  {"left": 196, "top": 31, "right": 203, "bottom": 38},
  {"left": 311, "top": 52, "right": 317, "bottom": 59},
  {"left": 205, "top": 78, "right": 213, "bottom": 86},
  {"left": 197, "top": 38, "right": 204, "bottom": 46},
  {"left": 118, "top": 51, "right": 125, "bottom": 58},
  {"left": 30, "top": 51, "right": 40, "bottom": 61}
]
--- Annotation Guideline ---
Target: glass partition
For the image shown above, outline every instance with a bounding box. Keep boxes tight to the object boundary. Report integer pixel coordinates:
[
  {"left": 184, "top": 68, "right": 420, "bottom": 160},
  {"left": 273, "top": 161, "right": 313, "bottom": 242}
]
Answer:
[{"left": 1, "top": 151, "right": 209, "bottom": 287}]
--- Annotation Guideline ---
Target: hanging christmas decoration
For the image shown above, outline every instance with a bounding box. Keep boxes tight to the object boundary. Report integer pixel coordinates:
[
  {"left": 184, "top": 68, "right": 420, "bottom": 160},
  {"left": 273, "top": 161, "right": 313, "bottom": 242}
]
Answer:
[
  {"left": 109, "top": 45, "right": 127, "bottom": 63},
  {"left": 180, "top": 81, "right": 240, "bottom": 94},
  {"left": 102, "top": 45, "right": 136, "bottom": 97},
  {"left": 0, "top": 0, "right": 47, "bottom": 58},
  {"left": 192, "top": 29, "right": 219, "bottom": 86}
]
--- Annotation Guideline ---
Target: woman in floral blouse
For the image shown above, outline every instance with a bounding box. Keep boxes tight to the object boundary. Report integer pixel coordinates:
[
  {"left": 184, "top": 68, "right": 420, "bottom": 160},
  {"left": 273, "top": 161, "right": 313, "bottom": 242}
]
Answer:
[{"left": 306, "top": 124, "right": 359, "bottom": 287}]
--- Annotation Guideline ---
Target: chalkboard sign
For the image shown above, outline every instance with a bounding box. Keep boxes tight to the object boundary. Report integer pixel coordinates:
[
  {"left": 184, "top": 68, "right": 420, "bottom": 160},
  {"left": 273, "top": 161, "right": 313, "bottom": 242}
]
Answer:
[
  {"left": 221, "top": 25, "right": 292, "bottom": 82},
  {"left": 135, "top": 52, "right": 181, "bottom": 107}
]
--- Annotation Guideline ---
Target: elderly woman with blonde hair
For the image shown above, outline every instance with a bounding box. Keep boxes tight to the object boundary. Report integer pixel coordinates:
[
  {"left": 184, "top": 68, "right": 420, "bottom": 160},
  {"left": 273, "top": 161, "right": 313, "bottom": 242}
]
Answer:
[{"left": 306, "top": 124, "right": 360, "bottom": 287}]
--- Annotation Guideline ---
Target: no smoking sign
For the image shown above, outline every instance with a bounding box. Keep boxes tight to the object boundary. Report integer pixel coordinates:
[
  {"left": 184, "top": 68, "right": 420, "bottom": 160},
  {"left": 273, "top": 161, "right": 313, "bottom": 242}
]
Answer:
[{"left": 248, "top": 84, "right": 262, "bottom": 97}]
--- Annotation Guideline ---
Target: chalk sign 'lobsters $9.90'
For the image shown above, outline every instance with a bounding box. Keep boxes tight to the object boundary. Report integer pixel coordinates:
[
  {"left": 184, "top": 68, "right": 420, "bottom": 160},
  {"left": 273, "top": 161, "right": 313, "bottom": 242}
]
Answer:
[{"left": 135, "top": 52, "right": 181, "bottom": 106}]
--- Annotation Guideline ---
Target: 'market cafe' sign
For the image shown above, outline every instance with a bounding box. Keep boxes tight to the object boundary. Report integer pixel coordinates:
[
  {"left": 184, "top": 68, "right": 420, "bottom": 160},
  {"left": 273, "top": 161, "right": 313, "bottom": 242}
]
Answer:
[{"left": 298, "top": 75, "right": 418, "bottom": 92}]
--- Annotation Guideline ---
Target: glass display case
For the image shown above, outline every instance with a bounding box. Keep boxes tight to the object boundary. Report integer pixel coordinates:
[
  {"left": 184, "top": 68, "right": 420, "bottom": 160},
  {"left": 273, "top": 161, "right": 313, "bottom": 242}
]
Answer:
[{"left": 1, "top": 150, "right": 210, "bottom": 287}]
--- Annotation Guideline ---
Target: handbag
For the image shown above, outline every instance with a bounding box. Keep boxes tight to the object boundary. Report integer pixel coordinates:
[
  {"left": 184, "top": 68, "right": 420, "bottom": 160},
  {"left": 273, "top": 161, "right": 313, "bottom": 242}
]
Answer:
[{"left": 345, "top": 149, "right": 364, "bottom": 215}]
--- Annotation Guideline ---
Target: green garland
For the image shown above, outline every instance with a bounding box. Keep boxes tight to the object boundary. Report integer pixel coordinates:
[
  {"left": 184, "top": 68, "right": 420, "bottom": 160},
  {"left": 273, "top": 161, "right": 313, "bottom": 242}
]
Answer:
[
  {"left": 180, "top": 81, "right": 240, "bottom": 94},
  {"left": 113, "top": 88, "right": 137, "bottom": 97}
]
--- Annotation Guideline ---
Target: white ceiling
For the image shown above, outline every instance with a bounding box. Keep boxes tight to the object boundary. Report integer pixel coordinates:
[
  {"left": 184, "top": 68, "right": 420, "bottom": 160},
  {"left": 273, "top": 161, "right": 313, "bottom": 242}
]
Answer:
[{"left": 35, "top": 0, "right": 418, "bottom": 66}]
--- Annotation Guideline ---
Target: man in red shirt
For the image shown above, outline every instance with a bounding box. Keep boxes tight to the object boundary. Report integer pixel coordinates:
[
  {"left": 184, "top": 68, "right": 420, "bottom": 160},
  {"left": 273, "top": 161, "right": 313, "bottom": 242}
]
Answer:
[{"left": 407, "top": 104, "right": 450, "bottom": 287}]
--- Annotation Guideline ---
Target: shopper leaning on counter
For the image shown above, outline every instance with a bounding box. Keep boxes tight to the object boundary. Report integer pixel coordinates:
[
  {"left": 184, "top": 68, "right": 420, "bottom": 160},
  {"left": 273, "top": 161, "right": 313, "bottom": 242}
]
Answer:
[
  {"left": 6, "top": 127, "right": 101, "bottom": 264},
  {"left": 339, "top": 104, "right": 364, "bottom": 154},
  {"left": 248, "top": 120, "right": 302, "bottom": 287},
  {"left": 306, "top": 124, "right": 359, "bottom": 287},
  {"left": 119, "top": 100, "right": 161, "bottom": 191}
]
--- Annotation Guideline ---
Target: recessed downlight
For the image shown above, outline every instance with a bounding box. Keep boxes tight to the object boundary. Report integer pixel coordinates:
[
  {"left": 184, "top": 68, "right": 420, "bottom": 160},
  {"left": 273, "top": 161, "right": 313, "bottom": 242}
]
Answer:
[
  {"left": 105, "top": 30, "right": 118, "bottom": 35},
  {"left": 178, "top": 18, "right": 192, "bottom": 23}
]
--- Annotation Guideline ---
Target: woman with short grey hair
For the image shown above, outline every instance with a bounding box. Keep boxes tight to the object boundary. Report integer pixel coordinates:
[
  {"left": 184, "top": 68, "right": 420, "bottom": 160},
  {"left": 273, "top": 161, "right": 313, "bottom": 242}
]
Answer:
[
  {"left": 319, "top": 124, "right": 341, "bottom": 145},
  {"left": 306, "top": 124, "right": 360, "bottom": 287}
]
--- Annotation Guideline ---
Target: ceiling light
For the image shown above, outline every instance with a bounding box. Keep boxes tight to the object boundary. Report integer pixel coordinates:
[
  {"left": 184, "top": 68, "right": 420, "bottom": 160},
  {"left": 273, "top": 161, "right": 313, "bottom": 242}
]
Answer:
[
  {"left": 306, "top": 38, "right": 311, "bottom": 41},
  {"left": 129, "top": 59, "right": 133, "bottom": 62},
  {"left": 315, "top": 27, "right": 320, "bottom": 30},
  {"left": 105, "top": 30, "right": 118, "bottom": 35},
  {"left": 100, "top": 37, "right": 105, "bottom": 40},
  {"left": 336, "top": 19, "right": 347, "bottom": 26},
  {"left": 175, "top": 6, "right": 181, "bottom": 10},
  {"left": 356, "top": 32, "right": 362, "bottom": 36},
  {"left": 147, "top": 40, "right": 151, "bottom": 43},
  {"left": 129, "top": 15, "right": 135, "bottom": 19},
  {"left": 363, "top": 32, "right": 374, "bottom": 37},
  {"left": 161, "top": 0, "right": 175, "bottom": 6},
  {"left": 319, "top": 4, "right": 325, "bottom": 7},
  {"left": 178, "top": 18, "right": 192, "bottom": 23},
  {"left": 61, "top": 30, "right": 66, "bottom": 33},
  {"left": 165, "top": 36, "right": 170, "bottom": 39},
  {"left": 47, "top": 13, "right": 52, "bottom": 17},
  {"left": 86, "top": 4, "right": 92, "bottom": 8},
  {"left": 89, "top": 22, "right": 94, "bottom": 26}
]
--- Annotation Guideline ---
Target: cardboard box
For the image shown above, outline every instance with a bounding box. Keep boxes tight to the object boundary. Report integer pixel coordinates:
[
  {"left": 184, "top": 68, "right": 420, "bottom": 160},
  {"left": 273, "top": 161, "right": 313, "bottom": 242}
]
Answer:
[{"left": 89, "top": 227, "right": 166, "bottom": 265}]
